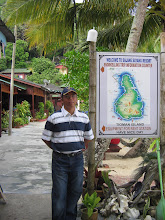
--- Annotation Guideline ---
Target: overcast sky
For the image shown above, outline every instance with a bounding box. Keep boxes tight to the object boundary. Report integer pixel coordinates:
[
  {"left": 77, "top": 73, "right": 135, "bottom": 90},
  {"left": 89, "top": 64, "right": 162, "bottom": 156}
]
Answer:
[{"left": 75, "top": 0, "right": 83, "bottom": 3}]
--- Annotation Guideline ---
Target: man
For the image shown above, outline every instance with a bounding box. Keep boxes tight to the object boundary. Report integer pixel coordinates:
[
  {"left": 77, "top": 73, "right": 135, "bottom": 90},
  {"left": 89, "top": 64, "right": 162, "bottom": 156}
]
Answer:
[{"left": 42, "top": 87, "right": 94, "bottom": 220}]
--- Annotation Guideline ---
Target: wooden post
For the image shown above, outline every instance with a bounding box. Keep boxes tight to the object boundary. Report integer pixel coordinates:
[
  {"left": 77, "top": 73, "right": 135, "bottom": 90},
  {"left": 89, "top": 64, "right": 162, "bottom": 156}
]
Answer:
[
  {"left": 87, "top": 41, "right": 96, "bottom": 195},
  {"left": 32, "top": 93, "right": 35, "bottom": 118},
  {"left": 0, "top": 84, "right": 1, "bottom": 137},
  {"left": 8, "top": 25, "right": 17, "bottom": 135}
]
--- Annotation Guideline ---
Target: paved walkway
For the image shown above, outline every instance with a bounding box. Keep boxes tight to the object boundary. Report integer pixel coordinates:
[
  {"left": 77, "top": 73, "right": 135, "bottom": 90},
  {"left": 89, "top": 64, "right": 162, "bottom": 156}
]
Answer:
[
  {"left": 0, "top": 121, "right": 52, "bottom": 194},
  {"left": 0, "top": 121, "right": 52, "bottom": 220}
]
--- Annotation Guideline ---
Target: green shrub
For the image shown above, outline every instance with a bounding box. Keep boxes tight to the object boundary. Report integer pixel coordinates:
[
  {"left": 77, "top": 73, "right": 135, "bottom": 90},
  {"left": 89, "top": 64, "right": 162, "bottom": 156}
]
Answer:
[
  {"left": 13, "top": 117, "right": 24, "bottom": 127},
  {"left": 45, "top": 100, "right": 54, "bottom": 115},
  {"left": 1, "top": 109, "right": 9, "bottom": 129},
  {"left": 13, "top": 100, "right": 31, "bottom": 126},
  {"left": 35, "top": 102, "right": 46, "bottom": 119},
  {"left": 0, "top": 57, "right": 7, "bottom": 71}
]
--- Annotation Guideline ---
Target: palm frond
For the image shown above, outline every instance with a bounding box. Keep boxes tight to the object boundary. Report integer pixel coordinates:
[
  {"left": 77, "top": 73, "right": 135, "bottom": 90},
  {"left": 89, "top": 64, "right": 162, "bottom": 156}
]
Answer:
[
  {"left": 3, "top": 0, "right": 72, "bottom": 25},
  {"left": 2, "top": 0, "right": 135, "bottom": 50},
  {"left": 96, "top": 17, "right": 133, "bottom": 50}
]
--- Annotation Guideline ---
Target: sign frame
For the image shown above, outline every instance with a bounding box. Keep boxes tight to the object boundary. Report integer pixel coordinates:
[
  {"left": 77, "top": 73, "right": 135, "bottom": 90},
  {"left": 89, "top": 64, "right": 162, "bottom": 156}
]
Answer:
[{"left": 96, "top": 52, "right": 160, "bottom": 138}]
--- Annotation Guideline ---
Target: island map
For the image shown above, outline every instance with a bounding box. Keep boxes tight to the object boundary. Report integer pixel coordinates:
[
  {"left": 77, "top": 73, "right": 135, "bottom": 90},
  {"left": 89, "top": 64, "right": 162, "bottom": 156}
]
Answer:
[{"left": 114, "top": 73, "right": 144, "bottom": 120}]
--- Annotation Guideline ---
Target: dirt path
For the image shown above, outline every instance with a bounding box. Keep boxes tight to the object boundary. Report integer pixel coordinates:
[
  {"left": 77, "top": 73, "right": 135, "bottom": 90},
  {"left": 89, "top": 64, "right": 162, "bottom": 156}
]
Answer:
[{"left": 99, "top": 146, "right": 143, "bottom": 185}]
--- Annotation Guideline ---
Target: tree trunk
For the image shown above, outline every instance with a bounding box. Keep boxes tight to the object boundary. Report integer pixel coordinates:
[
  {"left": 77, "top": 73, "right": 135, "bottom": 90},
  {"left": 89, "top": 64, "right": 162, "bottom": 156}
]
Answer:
[
  {"left": 125, "top": 0, "right": 149, "bottom": 52},
  {"left": 123, "top": 139, "right": 149, "bottom": 158},
  {"left": 124, "top": 0, "right": 149, "bottom": 156},
  {"left": 9, "top": 25, "right": 17, "bottom": 136}
]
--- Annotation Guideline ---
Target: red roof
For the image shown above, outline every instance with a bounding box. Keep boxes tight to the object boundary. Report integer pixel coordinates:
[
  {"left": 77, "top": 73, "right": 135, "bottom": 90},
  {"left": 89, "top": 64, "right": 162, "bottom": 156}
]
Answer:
[
  {"left": 56, "top": 65, "right": 67, "bottom": 69},
  {"left": 0, "top": 73, "right": 41, "bottom": 88}
]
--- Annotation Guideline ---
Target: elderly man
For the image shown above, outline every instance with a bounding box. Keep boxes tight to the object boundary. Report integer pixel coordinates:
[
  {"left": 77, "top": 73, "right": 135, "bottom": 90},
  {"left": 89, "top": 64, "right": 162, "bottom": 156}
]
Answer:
[{"left": 42, "top": 87, "right": 94, "bottom": 220}]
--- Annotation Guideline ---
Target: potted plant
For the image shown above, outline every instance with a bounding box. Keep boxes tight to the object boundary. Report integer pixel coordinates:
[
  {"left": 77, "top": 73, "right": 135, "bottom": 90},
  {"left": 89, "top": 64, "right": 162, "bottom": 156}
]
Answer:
[{"left": 81, "top": 191, "right": 101, "bottom": 220}]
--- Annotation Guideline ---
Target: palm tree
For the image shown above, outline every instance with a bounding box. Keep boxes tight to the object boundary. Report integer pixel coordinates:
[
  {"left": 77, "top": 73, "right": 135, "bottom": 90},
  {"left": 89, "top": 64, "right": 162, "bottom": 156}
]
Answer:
[
  {"left": 125, "top": 0, "right": 150, "bottom": 52},
  {"left": 2, "top": 0, "right": 136, "bottom": 51},
  {"left": 96, "top": 0, "right": 164, "bottom": 53}
]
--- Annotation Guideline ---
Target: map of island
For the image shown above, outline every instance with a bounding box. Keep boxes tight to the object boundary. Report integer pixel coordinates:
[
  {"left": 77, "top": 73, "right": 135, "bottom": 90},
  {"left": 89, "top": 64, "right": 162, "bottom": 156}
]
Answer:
[{"left": 114, "top": 73, "right": 144, "bottom": 120}]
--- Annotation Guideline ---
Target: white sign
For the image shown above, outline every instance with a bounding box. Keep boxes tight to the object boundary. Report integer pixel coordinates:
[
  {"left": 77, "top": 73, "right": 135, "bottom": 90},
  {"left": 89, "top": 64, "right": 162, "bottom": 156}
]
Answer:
[{"left": 96, "top": 52, "right": 160, "bottom": 138}]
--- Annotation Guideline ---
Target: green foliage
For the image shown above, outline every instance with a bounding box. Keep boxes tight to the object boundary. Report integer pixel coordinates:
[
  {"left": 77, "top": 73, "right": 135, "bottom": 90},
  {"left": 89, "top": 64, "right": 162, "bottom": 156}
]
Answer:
[
  {"left": 13, "top": 100, "right": 31, "bottom": 126},
  {"left": 140, "top": 152, "right": 157, "bottom": 166},
  {"left": 45, "top": 100, "right": 54, "bottom": 115},
  {"left": 31, "top": 57, "right": 55, "bottom": 73},
  {"left": 1, "top": 109, "right": 9, "bottom": 129},
  {"left": 2, "top": 0, "right": 133, "bottom": 50},
  {"left": 35, "top": 102, "right": 46, "bottom": 120},
  {"left": 82, "top": 191, "right": 101, "bottom": 217},
  {"left": 21, "top": 100, "right": 31, "bottom": 117},
  {"left": 143, "top": 197, "right": 150, "bottom": 218},
  {"left": 13, "top": 117, "right": 24, "bottom": 127},
  {"left": 61, "top": 50, "right": 89, "bottom": 111},
  {"left": 156, "top": 197, "right": 165, "bottom": 220},
  {"left": 0, "top": 57, "right": 7, "bottom": 71},
  {"left": 149, "top": 138, "right": 160, "bottom": 152},
  {"left": 101, "top": 170, "right": 112, "bottom": 189},
  {"left": 0, "top": 0, "right": 6, "bottom": 15},
  {"left": 84, "top": 161, "right": 106, "bottom": 190},
  {"left": 5, "top": 40, "right": 29, "bottom": 68},
  {"left": 27, "top": 57, "right": 63, "bottom": 85}
]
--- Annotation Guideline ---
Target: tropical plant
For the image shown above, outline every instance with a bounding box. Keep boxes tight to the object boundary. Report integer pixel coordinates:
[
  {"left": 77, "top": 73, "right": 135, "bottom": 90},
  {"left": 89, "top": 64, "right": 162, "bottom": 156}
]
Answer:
[
  {"left": 82, "top": 191, "right": 101, "bottom": 218},
  {"left": 1, "top": 109, "right": 9, "bottom": 129},
  {"left": 143, "top": 197, "right": 150, "bottom": 218},
  {"left": 61, "top": 49, "right": 89, "bottom": 111},
  {"left": 5, "top": 40, "right": 29, "bottom": 68},
  {"left": 45, "top": 100, "right": 54, "bottom": 115},
  {"left": 13, "top": 100, "right": 31, "bottom": 126},
  {"left": 83, "top": 163, "right": 105, "bottom": 191},
  {"left": 2, "top": 0, "right": 135, "bottom": 52},
  {"left": 96, "top": 0, "right": 164, "bottom": 53},
  {"left": 35, "top": 102, "right": 46, "bottom": 120},
  {"left": 13, "top": 117, "right": 24, "bottom": 127},
  {"left": 27, "top": 57, "right": 63, "bottom": 85},
  {"left": 0, "top": 57, "right": 7, "bottom": 71},
  {"left": 101, "top": 170, "right": 112, "bottom": 189},
  {"left": 21, "top": 100, "right": 31, "bottom": 117}
]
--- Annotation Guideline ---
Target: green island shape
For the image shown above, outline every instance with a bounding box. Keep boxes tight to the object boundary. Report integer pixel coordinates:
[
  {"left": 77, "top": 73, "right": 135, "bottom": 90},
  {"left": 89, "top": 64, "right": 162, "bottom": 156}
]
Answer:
[{"left": 115, "top": 74, "right": 143, "bottom": 120}]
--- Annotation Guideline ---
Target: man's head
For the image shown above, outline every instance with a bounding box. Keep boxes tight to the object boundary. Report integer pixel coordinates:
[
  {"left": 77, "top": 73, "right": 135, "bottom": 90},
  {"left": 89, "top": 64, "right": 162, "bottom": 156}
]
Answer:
[
  {"left": 61, "top": 87, "right": 77, "bottom": 97},
  {"left": 61, "top": 87, "right": 77, "bottom": 113}
]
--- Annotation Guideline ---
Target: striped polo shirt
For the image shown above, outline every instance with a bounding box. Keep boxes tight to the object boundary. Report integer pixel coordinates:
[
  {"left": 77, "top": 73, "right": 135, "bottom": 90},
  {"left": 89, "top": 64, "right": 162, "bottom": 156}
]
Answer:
[{"left": 42, "top": 106, "right": 94, "bottom": 152}]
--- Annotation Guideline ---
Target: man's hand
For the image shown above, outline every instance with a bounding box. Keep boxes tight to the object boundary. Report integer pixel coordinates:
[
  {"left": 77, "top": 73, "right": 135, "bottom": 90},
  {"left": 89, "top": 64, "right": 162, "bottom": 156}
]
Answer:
[
  {"left": 42, "top": 139, "right": 52, "bottom": 149},
  {"left": 82, "top": 139, "right": 91, "bottom": 151}
]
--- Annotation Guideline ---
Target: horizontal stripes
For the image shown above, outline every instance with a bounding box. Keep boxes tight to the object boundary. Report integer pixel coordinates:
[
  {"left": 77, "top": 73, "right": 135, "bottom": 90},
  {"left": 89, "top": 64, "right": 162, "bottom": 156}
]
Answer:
[
  {"left": 42, "top": 106, "right": 94, "bottom": 152},
  {"left": 45, "top": 121, "right": 91, "bottom": 133},
  {"left": 52, "top": 115, "right": 89, "bottom": 125},
  {"left": 51, "top": 142, "right": 85, "bottom": 152}
]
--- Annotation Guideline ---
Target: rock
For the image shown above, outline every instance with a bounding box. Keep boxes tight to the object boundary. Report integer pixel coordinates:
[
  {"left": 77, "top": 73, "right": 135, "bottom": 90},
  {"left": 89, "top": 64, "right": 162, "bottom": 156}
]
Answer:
[
  {"left": 144, "top": 215, "right": 152, "bottom": 220},
  {"left": 123, "top": 207, "right": 140, "bottom": 219}
]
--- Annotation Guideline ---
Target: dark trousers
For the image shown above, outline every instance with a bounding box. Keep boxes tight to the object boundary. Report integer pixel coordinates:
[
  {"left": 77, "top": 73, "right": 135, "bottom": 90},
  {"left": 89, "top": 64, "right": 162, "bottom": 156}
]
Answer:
[{"left": 52, "top": 152, "right": 84, "bottom": 220}]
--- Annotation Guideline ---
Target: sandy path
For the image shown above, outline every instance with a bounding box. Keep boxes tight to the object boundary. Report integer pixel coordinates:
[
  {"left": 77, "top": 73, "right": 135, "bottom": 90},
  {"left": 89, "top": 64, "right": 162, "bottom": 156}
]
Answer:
[{"left": 99, "top": 146, "right": 143, "bottom": 185}]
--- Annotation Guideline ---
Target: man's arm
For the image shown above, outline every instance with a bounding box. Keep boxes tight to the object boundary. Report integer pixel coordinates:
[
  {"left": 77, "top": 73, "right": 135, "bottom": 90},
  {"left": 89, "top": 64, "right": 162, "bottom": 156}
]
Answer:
[{"left": 42, "top": 139, "right": 53, "bottom": 150}]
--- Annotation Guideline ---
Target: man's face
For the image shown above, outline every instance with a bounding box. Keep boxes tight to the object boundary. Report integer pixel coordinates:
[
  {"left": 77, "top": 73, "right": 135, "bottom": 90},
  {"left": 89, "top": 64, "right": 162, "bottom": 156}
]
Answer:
[{"left": 62, "top": 92, "right": 77, "bottom": 109}]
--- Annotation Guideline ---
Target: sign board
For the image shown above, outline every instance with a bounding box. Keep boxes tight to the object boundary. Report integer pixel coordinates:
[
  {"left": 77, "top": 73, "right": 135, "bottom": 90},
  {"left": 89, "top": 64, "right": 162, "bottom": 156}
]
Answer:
[{"left": 96, "top": 52, "right": 160, "bottom": 138}]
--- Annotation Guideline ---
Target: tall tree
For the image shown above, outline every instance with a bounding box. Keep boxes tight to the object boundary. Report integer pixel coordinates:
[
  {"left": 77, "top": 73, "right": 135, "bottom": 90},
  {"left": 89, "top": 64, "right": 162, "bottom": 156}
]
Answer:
[
  {"left": 125, "top": 0, "right": 150, "bottom": 52},
  {"left": 96, "top": 0, "right": 164, "bottom": 52},
  {"left": 2, "top": 0, "right": 135, "bottom": 51}
]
